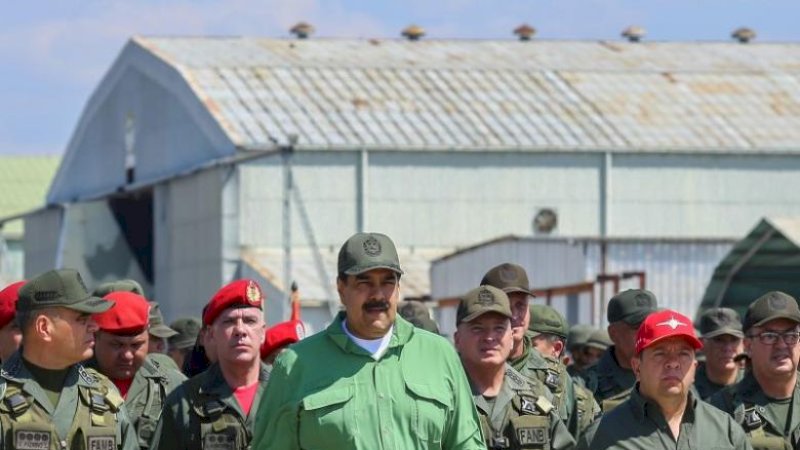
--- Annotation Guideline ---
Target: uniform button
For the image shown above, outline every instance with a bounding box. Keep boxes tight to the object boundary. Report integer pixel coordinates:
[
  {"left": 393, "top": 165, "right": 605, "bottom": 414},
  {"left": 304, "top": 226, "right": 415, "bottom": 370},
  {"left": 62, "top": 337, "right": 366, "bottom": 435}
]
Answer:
[{"left": 378, "top": 393, "right": 385, "bottom": 399}]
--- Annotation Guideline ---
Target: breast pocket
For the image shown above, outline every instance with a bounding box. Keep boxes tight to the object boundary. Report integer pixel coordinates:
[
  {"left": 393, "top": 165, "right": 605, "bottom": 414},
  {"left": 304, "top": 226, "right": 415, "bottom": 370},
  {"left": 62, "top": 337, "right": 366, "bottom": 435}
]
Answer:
[
  {"left": 404, "top": 382, "right": 451, "bottom": 445},
  {"left": 298, "top": 385, "right": 357, "bottom": 450}
]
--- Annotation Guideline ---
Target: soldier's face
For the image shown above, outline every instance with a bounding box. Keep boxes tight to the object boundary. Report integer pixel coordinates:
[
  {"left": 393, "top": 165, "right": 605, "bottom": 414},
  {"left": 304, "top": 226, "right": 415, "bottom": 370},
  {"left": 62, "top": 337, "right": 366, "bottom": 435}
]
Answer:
[
  {"left": 701, "top": 334, "right": 743, "bottom": 373},
  {"left": 507, "top": 293, "right": 530, "bottom": 344},
  {"left": 608, "top": 321, "right": 640, "bottom": 363},
  {"left": 745, "top": 319, "right": 800, "bottom": 380},
  {"left": 209, "top": 307, "right": 265, "bottom": 367},
  {"left": 632, "top": 337, "right": 696, "bottom": 401},
  {"left": 94, "top": 330, "right": 148, "bottom": 381},
  {"left": 0, "top": 320, "right": 21, "bottom": 362},
  {"left": 338, "top": 269, "right": 400, "bottom": 339},
  {"left": 455, "top": 313, "right": 512, "bottom": 368},
  {"left": 46, "top": 308, "right": 99, "bottom": 366}
]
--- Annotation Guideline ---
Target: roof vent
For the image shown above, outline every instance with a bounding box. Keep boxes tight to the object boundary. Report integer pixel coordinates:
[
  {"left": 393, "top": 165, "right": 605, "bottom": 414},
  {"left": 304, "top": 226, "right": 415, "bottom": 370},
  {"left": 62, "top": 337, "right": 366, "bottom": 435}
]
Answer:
[
  {"left": 402, "top": 25, "right": 425, "bottom": 41},
  {"left": 533, "top": 208, "right": 558, "bottom": 235},
  {"left": 621, "top": 26, "right": 646, "bottom": 42},
  {"left": 290, "top": 22, "right": 315, "bottom": 39},
  {"left": 731, "top": 27, "right": 756, "bottom": 43},
  {"left": 513, "top": 24, "right": 536, "bottom": 41}
]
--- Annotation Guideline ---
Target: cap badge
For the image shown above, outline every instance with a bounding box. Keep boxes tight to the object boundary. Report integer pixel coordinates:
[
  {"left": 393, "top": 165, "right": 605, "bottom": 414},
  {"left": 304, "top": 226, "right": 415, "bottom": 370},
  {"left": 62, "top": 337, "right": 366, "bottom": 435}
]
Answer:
[
  {"left": 635, "top": 293, "right": 650, "bottom": 306},
  {"left": 656, "top": 316, "right": 687, "bottom": 330},
  {"left": 498, "top": 265, "right": 518, "bottom": 283},
  {"left": 246, "top": 281, "right": 262, "bottom": 305},
  {"left": 363, "top": 236, "right": 382, "bottom": 257},
  {"left": 477, "top": 289, "right": 495, "bottom": 306},
  {"left": 769, "top": 295, "right": 788, "bottom": 310}
]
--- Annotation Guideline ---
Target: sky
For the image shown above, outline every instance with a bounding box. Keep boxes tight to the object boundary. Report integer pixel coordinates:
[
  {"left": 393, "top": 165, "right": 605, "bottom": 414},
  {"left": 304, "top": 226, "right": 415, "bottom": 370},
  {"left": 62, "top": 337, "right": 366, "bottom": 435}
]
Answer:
[{"left": 1, "top": 0, "right": 799, "bottom": 156}]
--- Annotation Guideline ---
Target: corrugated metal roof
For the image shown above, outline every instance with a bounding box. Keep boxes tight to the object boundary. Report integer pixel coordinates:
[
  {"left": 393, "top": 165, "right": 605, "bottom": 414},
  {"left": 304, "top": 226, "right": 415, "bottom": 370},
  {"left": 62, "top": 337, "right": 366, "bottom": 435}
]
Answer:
[
  {"left": 135, "top": 37, "right": 800, "bottom": 153},
  {"left": 0, "top": 156, "right": 61, "bottom": 237}
]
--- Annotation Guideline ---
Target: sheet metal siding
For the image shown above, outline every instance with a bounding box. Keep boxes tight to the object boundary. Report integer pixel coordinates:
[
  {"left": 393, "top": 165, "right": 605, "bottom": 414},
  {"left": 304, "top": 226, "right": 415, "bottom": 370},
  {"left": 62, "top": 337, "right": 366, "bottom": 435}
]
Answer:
[
  {"left": 23, "top": 208, "right": 62, "bottom": 277},
  {"left": 611, "top": 154, "right": 800, "bottom": 237},
  {"left": 154, "top": 168, "right": 226, "bottom": 320}
]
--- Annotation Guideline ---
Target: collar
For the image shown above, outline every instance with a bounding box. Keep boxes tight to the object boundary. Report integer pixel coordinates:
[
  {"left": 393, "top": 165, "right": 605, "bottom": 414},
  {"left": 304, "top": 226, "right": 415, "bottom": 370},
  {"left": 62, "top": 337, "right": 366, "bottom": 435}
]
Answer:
[
  {"left": 326, "top": 311, "right": 414, "bottom": 356},
  {"left": 629, "top": 382, "right": 697, "bottom": 423}
]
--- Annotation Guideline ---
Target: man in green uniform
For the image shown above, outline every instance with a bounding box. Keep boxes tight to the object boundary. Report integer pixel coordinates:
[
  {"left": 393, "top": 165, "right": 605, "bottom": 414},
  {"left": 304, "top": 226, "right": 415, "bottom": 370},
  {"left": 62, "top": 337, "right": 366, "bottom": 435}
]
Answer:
[
  {"left": 90, "top": 291, "right": 186, "bottom": 448},
  {"left": 694, "top": 307, "right": 744, "bottom": 400},
  {"left": 577, "top": 309, "right": 751, "bottom": 450},
  {"left": 581, "top": 289, "right": 658, "bottom": 410},
  {"left": 455, "top": 285, "right": 574, "bottom": 450},
  {"left": 528, "top": 304, "right": 600, "bottom": 441},
  {"left": 709, "top": 291, "right": 800, "bottom": 449},
  {"left": 150, "top": 279, "right": 269, "bottom": 449},
  {"left": 565, "top": 324, "right": 594, "bottom": 378},
  {"left": 167, "top": 317, "right": 201, "bottom": 371},
  {"left": 0, "top": 269, "right": 138, "bottom": 450},
  {"left": 253, "top": 232, "right": 484, "bottom": 450}
]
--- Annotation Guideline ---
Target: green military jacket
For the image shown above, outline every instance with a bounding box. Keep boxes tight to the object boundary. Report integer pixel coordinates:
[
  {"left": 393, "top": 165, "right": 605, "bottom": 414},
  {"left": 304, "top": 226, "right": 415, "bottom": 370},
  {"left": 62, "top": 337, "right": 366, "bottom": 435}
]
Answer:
[
  {"left": 580, "top": 346, "right": 636, "bottom": 410},
  {"left": 709, "top": 372, "right": 800, "bottom": 450},
  {"left": 150, "top": 361, "right": 269, "bottom": 449},
  {"left": 123, "top": 355, "right": 186, "bottom": 448},
  {"left": 470, "top": 365, "right": 575, "bottom": 450},
  {"left": 577, "top": 384, "right": 752, "bottom": 450},
  {"left": 0, "top": 351, "right": 139, "bottom": 450},
  {"left": 252, "top": 313, "right": 485, "bottom": 450},
  {"left": 693, "top": 363, "right": 743, "bottom": 401}
]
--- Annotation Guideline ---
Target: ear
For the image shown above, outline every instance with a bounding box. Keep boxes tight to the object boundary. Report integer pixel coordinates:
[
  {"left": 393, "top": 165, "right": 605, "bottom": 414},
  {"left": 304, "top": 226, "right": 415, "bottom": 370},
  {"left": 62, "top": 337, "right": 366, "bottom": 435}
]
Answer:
[
  {"left": 630, "top": 355, "right": 641, "bottom": 380},
  {"left": 34, "top": 314, "right": 52, "bottom": 342},
  {"left": 553, "top": 339, "right": 565, "bottom": 358},
  {"left": 453, "top": 329, "right": 461, "bottom": 349},
  {"left": 336, "top": 278, "right": 347, "bottom": 304}
]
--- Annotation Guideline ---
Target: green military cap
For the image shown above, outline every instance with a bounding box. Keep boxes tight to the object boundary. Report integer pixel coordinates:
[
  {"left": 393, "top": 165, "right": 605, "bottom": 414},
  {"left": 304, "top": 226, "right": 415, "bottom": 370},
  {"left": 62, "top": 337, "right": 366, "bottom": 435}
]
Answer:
[
  {"left": 398, "top": 300, "right": 440, "bottom": 334},
  {"left": 169, "top": 317, "right": 202, "bottom": 350},
  {"left": 457, "top": 285, "right": 512, "bottom": 325},
  {"left": 528, "top": 304, "right": 568, "bottom": 338},
  {"left": 148, "top": 301, "right": 178, "bottom": 338},
  {"left": 92, "top": 279, "right": 144, "bottom": 297},
  {"left": 585, "top": 329, "right": 612, "bottom": 351},
  {"left": 698, "top": 307, "right": 744, "bottom": 338},
  {"left": 743, "top": 291, "right": 800, "bottom": 332},
  {"left": 567, "top": 324, "right": 595, "bottom": 351},
  {"left": 480, "top": 263, "right": 534, "bottom": 296},
  {"left": 607, "top": 289, "right": 658, "bottom": 325},
  {"left": 337, "top": 232, "right": 403, "bottom": 276},
  {"left": 18, "top": 269, "right": 113, "bottom": 314}
]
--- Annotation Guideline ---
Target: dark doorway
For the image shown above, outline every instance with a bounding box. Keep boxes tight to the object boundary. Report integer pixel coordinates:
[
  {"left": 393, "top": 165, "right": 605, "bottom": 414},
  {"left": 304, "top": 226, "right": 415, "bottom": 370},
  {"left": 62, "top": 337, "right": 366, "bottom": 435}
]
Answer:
[{"left": 108, "top": 189, "right": 154, "bottom": 283}]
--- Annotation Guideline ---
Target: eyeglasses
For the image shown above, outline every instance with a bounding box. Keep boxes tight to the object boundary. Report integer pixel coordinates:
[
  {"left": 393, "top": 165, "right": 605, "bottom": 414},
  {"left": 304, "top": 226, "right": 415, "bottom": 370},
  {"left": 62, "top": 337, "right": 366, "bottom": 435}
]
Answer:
[{"left": 747, "top": 330, "right": 800, "bottom": 346}]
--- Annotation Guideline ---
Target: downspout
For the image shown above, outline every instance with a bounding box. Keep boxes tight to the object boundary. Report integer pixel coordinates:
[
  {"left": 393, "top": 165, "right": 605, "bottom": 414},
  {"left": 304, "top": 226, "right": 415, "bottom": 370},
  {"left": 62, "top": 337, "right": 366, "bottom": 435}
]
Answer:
[{"left": 55, "top": 204, "right": 68, "bottom": 269}]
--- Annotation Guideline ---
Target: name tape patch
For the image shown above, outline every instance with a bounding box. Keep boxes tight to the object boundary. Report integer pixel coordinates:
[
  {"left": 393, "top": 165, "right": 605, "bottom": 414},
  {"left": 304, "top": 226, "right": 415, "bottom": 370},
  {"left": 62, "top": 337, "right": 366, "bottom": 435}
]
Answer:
[
  {"left": 15, "top": 431, "right": 51, "bottom": 450},
  {"left": 517, "top": 427, "right": 548, "bottom": 446},
  {"left": 87, "top": 436, "right": 116, "bottom": 450}
]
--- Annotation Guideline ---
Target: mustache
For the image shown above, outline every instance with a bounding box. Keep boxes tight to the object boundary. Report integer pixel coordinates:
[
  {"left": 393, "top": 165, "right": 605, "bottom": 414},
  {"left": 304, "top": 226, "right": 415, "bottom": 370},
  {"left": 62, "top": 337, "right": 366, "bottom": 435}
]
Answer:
[{"left": 363, "top": 300, "right": 390, "bottom": 311}]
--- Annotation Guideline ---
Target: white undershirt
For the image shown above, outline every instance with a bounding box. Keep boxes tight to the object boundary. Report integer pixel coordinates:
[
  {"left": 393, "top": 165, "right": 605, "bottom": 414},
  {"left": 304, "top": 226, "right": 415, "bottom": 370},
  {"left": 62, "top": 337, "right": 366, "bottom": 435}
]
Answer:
[{"left": 342, "top": 321, "right": 393, "bottom": 360}]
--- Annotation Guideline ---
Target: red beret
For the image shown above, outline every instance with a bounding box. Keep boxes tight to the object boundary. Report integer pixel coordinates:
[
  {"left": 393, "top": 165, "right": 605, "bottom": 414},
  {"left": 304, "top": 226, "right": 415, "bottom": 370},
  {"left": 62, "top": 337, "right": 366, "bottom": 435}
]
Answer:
[
  {"left": 260, "top": 320, "right": 305, "bottom": 360},
  {"left": 203, "top": 279, "right": 263, "bottom": 326},
  {"left": 0, "top": 281, "right": 25, "bottom": 329},
  {"left": 95, "top": 291, "right": 150, "bottom": 334}
]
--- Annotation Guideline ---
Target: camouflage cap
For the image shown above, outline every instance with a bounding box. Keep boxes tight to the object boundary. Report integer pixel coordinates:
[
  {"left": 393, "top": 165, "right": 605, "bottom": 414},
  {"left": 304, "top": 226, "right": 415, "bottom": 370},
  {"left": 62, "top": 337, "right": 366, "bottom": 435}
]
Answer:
[
  {"left": 585, "top": 329, "right": 612, "bottom": 351},
  {"left": 743, "top": 291, "right": 800, "bottom": 332},
  {"left": 481, "top": 263, "right": 534, "bottom": 297},
  {"left": 698, "top": 307, "right": 744, "bottom": 338},
  {"left": 92, "top": 279, "right": 144, "bottom": 297},
  {"left": 169, "top": 317, "right": 202, "bottom": 350},
  {"left": 148, "top": 302, "right": 178, "bottom": 338},
  {"left": 337, "top": 232, "right": 403, "bottom": 276},
  {"left": 17, "top": 269, "right": 113, "bottom": 314},
  {"left": 607, "top": 289, "right": 658, "bottom": 325},
  {"left": 567, "top": 324, "right": 595, "bottom": 351},
  {"left": 528, "top": 304, "right": 568, "bottom": 338},
  {"left": 398, "top": 300, "right": 440, "bottom": 334},
  {"left": 457, "top": 285, "right": 512, "bottom": 326}
]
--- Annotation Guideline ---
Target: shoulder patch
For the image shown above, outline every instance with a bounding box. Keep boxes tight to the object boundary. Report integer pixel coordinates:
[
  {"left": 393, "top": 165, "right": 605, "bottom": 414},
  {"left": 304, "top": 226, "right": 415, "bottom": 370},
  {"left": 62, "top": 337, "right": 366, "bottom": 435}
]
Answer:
[{"left": 79, "top": 365, "right": 99, "bottom": 384}]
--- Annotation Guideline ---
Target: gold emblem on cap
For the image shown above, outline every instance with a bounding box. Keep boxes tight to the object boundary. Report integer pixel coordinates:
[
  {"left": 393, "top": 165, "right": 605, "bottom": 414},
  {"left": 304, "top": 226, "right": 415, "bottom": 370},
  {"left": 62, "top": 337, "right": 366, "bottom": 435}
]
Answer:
[
  {"left": 246, "top": 281, "right": 262, "bottom": 305},
  {"left": 363, "top": 236, "right": 382, "bottom": 256},
  {"left": 477, "top": 289, "right": 495, "bottom": 306}
]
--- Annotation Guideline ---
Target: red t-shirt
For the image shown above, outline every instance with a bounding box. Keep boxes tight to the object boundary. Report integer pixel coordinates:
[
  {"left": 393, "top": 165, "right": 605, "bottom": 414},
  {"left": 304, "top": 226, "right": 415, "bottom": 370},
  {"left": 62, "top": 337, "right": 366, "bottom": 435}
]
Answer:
[
  {"left": 233, "top": 381, "right": 260, "bottom": 416},
  {"left": 112, "top": 378, "right": 133, "bottom": 398}
]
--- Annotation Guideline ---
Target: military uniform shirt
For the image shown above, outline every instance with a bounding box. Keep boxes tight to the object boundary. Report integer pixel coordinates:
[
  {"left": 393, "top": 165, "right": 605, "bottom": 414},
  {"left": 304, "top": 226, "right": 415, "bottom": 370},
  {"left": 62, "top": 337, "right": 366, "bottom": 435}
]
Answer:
[
  {"left": 693, "top": 363, "right": 743, "bottom": 400},
  {"left": 150, "top": 361, "right": 269, "bottom": 450},
  {"left": 709, "top": 371, "right": 800, "bottom": 450},
  {"left": 252, "top": 313, "right": 485, "bottom": 450},
  {"left": 580, "top": 346, "right": 636, "bottom": 410},
  {"left": 576, "top": 384, "right": 752, "bottom": 450}
]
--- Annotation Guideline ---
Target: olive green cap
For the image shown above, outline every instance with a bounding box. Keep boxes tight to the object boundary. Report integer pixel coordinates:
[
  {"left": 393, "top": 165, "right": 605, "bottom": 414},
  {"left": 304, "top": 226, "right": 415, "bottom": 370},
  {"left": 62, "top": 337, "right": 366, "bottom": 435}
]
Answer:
[
  {"left": 457, "top": 285, "right": 512, "bottom": 325},
  {"left": 92, "top": 279, "right": 144, "bottom": 297},
  {"left": 337, "top": 232, "right": 403, "bottom": 276},
  {"left": 743, "top": 291, "right": 800, "bottom": 332},
  {"left": 567, "top": 324, "right": 595, "bottom": 351},
  {"left": 169, "top": 317, "right": 202, "bottom": 350},
  {"left": 18, "top": 269, "right": 113, "bottom": 314},
  {"left": 698, "top": 307, "right": 744, "bottom": 338},
  {"left": 481, "top": 263, "right": 534, "bottom": 297},
  {"left": 398, "top": 301, "right": 440, "bottom": 334},
  {"left": 607, "top": 289, "right": 658, "bottom": 325},
  {"left": 528, "top": 304, "right": 568, "bottom": 338},
  {"left": 148, "top": 301, "right": 178, "bottom": 338},
  {"left": 585, "top": 329, "right": 612, "bottom": 350}
]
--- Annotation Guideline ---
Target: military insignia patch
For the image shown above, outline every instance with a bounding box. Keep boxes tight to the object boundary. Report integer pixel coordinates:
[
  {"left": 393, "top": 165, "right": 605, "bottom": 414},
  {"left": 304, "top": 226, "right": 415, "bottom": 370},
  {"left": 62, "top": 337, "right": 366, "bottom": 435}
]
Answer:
[
  {"left": 498, "top": 265, "right": 518, "bottom": 283},
  {"left": 15, "top": 430, "right": 51, "bottom": 450},
  {"left": 86, "top": 436, "right": 115, "bottom": 450},
  {"left": 634, "top": 293, "right": 649, "bottom": 306},
  {"left": 363, "top": 236, "right": 382, "bottom": 256},
  {"left": 516, "top": 427, "right": 547, "bottom": 445},
  {"left": 545, "top": 370, "right": 560, "bottom": 389},
  {"left": 78, "top": 366, "right": 97, "bottom": 384},
  {"left": 246, "top": 281, "right": 262, "bottom": 305},
  {"left": 477, "top": 289, "right": 495, "bottom": 306},
  {"left": 520, "top": 397, "right": 537, "bottom": 415},
  {"left": 204, "top": 433, "right": 236, "bottom": 450},
  {"left": 769, "top": 295, "right": 788, "bottom": 310}
]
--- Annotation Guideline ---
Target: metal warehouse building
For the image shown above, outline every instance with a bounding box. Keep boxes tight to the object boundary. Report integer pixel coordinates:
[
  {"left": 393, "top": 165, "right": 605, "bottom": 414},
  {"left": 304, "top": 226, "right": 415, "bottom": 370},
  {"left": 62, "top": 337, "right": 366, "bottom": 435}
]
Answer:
[{"left": 15, "top": 35, "right": 800, "bottom": 331}]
